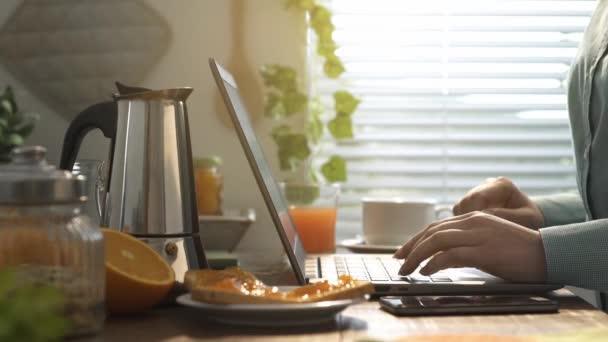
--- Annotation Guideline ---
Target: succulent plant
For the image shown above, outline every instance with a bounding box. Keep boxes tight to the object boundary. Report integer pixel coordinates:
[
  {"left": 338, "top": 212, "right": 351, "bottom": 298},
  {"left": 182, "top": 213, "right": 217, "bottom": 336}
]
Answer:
[{"left": 0, "top": 86, "right": 39, "bottom": 162}]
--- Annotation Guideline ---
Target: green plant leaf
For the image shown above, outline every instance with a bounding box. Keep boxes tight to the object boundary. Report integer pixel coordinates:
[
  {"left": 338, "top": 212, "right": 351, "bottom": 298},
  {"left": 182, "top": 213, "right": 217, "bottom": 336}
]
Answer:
[
  {"left": 261, "top": 65, "right": 307, "bottom": 118},
  {"left": 328, "top": 112, "right": 353, "bottom": 139},
  {"left": 310, "top": 4, "right": 343, "bottom": 79},
  {"left": 260, "top": 64, "right": 298, "bottom": 92},
  {"left": 0, "top": 269, "right": 68, "bottom": 342},
  {"left": 14, "top": 121, "right": 36, "bottom": 138},
  {"left": 310, "top": 5, "right": 332, "bottom": 33},
  {"left": 7, "top": 111, "right": 23, "bottom": 126},
  {"left": 271, "top": 124, "right": 292, "bottom": 144},
  {"left": 317, "top": 41, "right": 337, "bottom": 56},
  {"left": 1, "top": 99, "right": 12, "bottom": 116},
  {"left": 276, "top": 133, "right": 311, "bottom": 171},
  {"left": 284, "top": 0, "right": 315, "bottom": 10},
  {"left": 3, "top": 86, "right": 17, "bottom": 114},
  {"left": 283, "top": 183, "right": 320, "bottom": 206},
  {"left": 321, "top": 155, "right": 347, "bottom": 182},
  {"left": 282, "top": 90, "right": 308, "bottom": 115},
  {"left": 6, "top": 133, "right": 24, "bottom": 147},
  {"left": 264, "top": 92, "right": 286, "bottom": 119},
  {"left": 306, "top": 98, "right": 324, "bottom": 144},
  {"left": 0, "top": 269, "right": 15, "bottom": 294},
  {"left": 323, "top": 53, "right": 346, "bottom": 79},
  {"left": 334, "top": 90, "right": 361, "bottom": 116}
]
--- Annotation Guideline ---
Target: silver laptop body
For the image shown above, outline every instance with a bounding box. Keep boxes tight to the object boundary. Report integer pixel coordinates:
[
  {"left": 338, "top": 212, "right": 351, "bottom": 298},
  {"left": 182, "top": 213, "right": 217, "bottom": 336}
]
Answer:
[{"left": 209, "top": 58, "right": 560, "bottom": 295}]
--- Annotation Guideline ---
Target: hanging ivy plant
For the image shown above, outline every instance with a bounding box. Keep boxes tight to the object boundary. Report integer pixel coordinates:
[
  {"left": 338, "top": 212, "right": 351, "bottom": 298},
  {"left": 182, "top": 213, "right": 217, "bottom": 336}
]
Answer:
[{"left": 260, "top": 0, "right": 360, "bottom": 183}]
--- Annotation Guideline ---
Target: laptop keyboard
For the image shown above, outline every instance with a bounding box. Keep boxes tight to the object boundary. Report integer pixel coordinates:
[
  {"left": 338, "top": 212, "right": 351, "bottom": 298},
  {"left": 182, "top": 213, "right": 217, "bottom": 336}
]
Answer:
[{"left": 310, "top": 256, "right": 453, "bottom": 283}]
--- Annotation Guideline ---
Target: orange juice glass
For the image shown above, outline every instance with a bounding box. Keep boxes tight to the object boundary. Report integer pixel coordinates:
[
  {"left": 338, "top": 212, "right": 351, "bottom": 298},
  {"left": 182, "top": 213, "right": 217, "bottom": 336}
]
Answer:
[{"left": 280, "top": 183, "right": 340, "bottom": 254}]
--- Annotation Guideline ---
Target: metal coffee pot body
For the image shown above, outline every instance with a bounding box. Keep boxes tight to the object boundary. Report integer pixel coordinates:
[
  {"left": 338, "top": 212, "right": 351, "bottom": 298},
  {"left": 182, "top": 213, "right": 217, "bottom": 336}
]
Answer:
[{"left": 59, "top": 85, "right": 208, "bottom": 276}]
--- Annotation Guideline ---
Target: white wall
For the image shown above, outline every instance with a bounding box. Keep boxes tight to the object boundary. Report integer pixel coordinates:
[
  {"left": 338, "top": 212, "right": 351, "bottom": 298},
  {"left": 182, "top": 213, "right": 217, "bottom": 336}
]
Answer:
[{"left": 0, "top": 0, "right": 307, "bottom": 256}]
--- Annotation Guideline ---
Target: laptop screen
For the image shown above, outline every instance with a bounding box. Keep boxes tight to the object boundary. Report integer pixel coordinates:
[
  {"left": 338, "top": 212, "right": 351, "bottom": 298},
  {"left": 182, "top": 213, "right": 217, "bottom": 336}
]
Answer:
[{"left": 209, "top": 58, "right": 308, "bottom": 285}]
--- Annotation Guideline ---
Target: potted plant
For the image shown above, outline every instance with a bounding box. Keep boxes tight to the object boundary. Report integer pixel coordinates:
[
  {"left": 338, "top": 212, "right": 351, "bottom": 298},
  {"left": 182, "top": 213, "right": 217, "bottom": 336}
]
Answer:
[{"left": 0, "top": 86, "right": 38, "bottom": 162}]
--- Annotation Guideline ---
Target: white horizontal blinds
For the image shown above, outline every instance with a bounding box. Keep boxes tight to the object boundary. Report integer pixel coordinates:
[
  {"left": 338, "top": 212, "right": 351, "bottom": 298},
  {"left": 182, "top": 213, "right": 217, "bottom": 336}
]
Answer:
[{"left": 309, "top": 0, "right": 595, "bottom": 236}]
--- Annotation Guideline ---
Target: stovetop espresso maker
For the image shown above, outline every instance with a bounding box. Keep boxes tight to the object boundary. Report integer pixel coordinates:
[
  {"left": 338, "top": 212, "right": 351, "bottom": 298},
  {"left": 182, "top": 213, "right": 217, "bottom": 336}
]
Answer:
[{"left": 60, "top": 83, "right": 208, "bottom": 281}]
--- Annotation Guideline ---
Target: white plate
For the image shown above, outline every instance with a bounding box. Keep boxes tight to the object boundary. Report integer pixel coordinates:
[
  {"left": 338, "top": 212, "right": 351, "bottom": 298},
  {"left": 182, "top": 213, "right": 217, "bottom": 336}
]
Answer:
[
  {"left": 176, "top": 294, "right": 366, "bottom": 327},
  {"left": 339, "top": 237, "right": 400, "bottom": 254}
]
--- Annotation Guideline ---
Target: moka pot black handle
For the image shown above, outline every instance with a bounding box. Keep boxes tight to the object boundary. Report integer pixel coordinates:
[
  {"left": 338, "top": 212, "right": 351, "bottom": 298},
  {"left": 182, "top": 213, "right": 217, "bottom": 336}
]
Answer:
[{"left": 59, "top": 101, "right": 117, "bottom": 171}]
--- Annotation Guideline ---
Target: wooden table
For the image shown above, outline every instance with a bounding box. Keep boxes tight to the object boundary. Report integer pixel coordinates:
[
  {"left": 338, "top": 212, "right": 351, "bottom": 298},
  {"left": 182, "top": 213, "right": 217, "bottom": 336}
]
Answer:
[{"left": 84, "top": 289, "right": 608, "bottom": 341}]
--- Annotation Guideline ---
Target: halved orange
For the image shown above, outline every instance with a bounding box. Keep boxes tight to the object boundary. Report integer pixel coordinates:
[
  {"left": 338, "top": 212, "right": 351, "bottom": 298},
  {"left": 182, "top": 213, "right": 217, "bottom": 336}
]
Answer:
[{"left": 102, "top": 228, "right": 175, "bottom": 314}]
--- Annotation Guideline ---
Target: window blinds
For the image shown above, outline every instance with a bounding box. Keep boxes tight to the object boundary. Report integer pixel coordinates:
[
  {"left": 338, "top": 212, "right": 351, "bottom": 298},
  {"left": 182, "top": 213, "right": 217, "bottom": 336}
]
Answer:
[{"left": 309, "top": 0, "right": 595, "bottom": 237}]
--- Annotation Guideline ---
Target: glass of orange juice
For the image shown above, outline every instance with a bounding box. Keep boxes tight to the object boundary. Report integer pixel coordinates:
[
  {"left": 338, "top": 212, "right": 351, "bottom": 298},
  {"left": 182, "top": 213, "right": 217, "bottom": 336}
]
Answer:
[{"left": 280, "top": 182, "right": 340, "bottom": 254}]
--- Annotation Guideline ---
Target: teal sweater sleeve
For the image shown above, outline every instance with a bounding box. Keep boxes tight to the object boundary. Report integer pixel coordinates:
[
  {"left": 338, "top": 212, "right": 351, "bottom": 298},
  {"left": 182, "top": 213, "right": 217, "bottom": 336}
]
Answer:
[
  {"left": 533, "top": 195, "right": 607, "bottom": 307},
  {"left": 533, "top": 193, "right": 586, "bottom": 227},
  {"left": 540, "top": 220, "right": 608, "bottom": 292}
]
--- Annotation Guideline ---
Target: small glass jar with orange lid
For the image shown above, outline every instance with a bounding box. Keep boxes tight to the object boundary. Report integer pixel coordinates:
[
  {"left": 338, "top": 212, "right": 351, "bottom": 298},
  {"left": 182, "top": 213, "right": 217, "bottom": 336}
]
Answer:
[{"left": 194, "top": 156, "right": 223, "bottom": 216}]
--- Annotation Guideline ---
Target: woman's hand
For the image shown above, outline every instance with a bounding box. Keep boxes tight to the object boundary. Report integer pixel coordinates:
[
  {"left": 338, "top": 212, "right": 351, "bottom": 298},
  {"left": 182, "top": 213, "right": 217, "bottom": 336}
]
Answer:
[
  {"left": 453, "top": 176, "right": 544, "bottom": 230},
  {"left": 393, "top": 211, "right": 547, "bottom": 283}
]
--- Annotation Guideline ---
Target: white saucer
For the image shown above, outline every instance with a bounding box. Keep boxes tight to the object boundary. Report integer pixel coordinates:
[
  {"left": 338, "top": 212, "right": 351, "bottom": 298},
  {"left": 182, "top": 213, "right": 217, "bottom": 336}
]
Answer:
[
  {"left": 176, "top": 294, "right": 366, "bottom": 327},
  {"left": 339, "top": 237, "right": 400, "bottom": 254}
]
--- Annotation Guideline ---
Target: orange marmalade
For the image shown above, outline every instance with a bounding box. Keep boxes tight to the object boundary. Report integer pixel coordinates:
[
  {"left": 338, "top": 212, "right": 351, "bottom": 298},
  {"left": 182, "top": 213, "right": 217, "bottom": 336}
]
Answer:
[
  {"left": 187, "top": 267, "right": 367, "bottom": 303},
  {"left": 286, "top": 275, "right": 358, "bottom": 301}
]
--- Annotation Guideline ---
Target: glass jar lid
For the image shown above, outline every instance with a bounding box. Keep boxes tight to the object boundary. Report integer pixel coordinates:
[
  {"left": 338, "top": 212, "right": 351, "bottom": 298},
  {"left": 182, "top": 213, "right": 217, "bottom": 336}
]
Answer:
[
  {"left": 194, "top": 156, "right": 222, "bottom": 169},
  {"left": 0, "top": 146, "right": 86, "bottom": 205}
]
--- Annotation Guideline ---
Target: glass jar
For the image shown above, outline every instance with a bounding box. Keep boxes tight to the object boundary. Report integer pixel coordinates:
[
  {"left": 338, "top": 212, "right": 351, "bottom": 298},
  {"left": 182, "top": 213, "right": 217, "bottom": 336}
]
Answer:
[
  {"left": 0, "top": 146, "right": 104, "bottom": 337},
  {"left": 194, "top": 156, "right": 224, "bottom": 216},
  {"left": 71, "top": 160, "right": 105, "bottom": 227}
]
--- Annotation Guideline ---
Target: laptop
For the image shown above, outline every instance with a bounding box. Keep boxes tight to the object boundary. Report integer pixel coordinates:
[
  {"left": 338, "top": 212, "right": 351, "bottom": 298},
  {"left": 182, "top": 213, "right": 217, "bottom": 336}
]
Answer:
[{"left": 209, "top": 58, "right": 560, "bottom": 295}]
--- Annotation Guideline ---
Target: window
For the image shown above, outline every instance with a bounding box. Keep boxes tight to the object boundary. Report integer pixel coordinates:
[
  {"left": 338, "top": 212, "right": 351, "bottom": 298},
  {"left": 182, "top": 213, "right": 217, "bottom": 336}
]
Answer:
[{"left": 309, "top": 0, "right": 596, "bottom": 237}]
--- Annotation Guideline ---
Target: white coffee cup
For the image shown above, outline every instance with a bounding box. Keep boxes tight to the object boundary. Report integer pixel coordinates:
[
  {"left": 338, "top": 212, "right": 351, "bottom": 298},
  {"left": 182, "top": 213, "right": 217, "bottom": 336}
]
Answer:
[{"left": 362, "top": 198, "right": 451, "bottom": 246}]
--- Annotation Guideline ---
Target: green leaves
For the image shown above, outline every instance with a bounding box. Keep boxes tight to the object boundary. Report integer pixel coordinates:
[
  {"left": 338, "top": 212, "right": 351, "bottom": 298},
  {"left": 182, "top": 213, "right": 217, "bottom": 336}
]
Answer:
[
  {"left": 323, "top": 54, "right": 346, "bottom": 79},
  {"left": 6, "top": 134, "right": 24, "bottom": 147},
  {"left": 282, "top": 183, "right": 321, "bottom": 206},
  {"left": 284, "top": 2, "right": 345, "bottom": 78},
  {"left": 1, "top": 99, "right": 13, "bottom": 115},
  {"left": 264, "top": 1, "right": 361, "bottom": 183},
  {"left": 284, "top": 0, "right": 315, "bottom": 10},
  {"left": 328, "top": 90, "right": 360, "bottom": 139},
  {"left": 283, "top": 91, "right": 308, "bottom": 114},
  {"left": 328, "top": 113, "right": 353, "bottom": 139},
  {"left": 309, "top": 5, "right": 344, "bottom": 79},
  {"left": 334, "top": 90, "right": 361, "bottom": 116},
  {"left": 264, "top": 93, "right": 284, "bottom": 120},
  {"left": 310, "top": 6, "right": 333, "bottom": 34},
  {"left": 262, "top": 66, "right": 311, "bottom": 171},
  {"left": 261, "top": 65, "right": 308, "bottom": 119},
  {"left": 0, "top": 269, "right": 69, "bottom": 342},
  {"left": 306, "top": 98, "right": 323, "bottom": 144},
  {"left": 272, "top": 126, "right": 311, "bottom": 171},
  {"left": 0, "top": 86, "right": 38, "bottom": 162},
  {"left": 261, "top": 64, "right": 298, "bottom": 92},
  {"left": 321, "top": 155, "right": 347, "bottom": 182}
]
